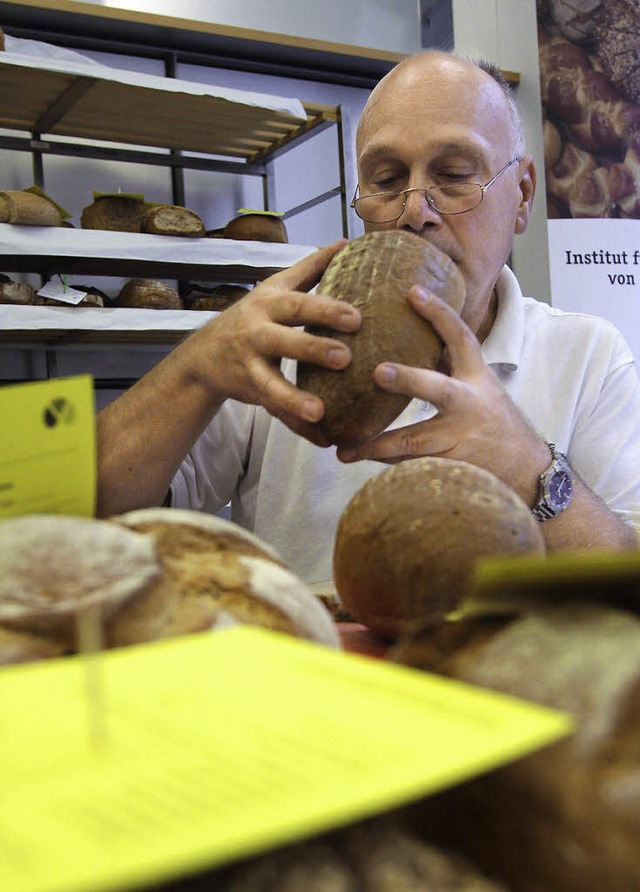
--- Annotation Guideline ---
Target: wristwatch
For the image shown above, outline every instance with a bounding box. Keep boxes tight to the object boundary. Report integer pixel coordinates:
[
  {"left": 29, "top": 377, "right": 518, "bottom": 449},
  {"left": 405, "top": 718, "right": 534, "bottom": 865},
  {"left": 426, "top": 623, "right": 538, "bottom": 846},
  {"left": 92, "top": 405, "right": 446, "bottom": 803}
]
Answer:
[{"left": 532, "top": 443, "right": 574, "bottom": 522}]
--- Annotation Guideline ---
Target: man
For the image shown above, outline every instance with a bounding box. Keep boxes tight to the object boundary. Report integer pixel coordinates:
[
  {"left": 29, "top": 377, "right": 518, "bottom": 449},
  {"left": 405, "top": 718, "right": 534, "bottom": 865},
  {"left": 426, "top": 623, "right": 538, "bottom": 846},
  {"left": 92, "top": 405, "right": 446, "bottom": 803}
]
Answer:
[{"left": 97, "top": 51, "right": 640, "bottom": 584}]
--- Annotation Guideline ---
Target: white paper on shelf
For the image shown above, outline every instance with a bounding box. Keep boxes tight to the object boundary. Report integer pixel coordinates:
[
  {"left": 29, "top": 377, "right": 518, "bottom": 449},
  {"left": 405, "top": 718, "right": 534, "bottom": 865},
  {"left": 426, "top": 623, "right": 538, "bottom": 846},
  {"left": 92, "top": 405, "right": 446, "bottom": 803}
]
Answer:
[
  {"left": 0, "top": 223, "right": 317, "bottom": 267},
  {"left": 0, "top": 304, "right": 217, "bottom": 332},
  {"left": 1, "top": 35, "right": 307, "bottom": 120}
]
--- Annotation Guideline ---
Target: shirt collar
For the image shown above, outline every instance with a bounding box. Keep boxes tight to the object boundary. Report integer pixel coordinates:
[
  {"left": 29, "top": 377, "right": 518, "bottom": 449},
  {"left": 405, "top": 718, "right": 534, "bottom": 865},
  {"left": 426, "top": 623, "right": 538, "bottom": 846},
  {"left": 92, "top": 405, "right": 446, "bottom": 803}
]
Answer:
[{"left": 480, "top": 265, "right": 525, "bottom": 372}]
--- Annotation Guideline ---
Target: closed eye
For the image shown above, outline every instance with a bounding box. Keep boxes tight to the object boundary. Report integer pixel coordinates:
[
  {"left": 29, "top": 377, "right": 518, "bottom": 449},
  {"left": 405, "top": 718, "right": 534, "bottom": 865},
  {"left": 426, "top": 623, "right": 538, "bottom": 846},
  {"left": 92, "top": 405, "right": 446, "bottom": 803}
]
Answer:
[{"left": 372, "top": 177, "right": 404, "bottom": 191}]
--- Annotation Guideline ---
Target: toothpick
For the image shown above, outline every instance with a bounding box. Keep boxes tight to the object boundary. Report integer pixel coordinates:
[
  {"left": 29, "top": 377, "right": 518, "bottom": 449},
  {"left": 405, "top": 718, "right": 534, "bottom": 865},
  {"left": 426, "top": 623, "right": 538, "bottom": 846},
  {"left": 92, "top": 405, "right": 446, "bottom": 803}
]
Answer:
[{"left": 75, "top": 602, "right": 109, "bottom": 752}]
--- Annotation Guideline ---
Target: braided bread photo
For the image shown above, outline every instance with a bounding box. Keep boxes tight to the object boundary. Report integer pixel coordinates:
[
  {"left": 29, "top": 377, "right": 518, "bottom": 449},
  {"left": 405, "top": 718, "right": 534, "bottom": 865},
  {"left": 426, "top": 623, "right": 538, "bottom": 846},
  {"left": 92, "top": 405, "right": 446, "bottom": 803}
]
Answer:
[{"left": 537, "top": 3, "right": 640, "bottom": 218}]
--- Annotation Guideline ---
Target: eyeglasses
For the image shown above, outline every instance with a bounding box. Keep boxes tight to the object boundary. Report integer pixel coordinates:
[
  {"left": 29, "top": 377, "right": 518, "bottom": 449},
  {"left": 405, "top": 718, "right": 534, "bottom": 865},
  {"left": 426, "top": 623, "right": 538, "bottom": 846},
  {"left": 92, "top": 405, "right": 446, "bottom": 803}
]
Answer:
[{"left": 351, "top": 157, "right": 522, "bottom": 223}]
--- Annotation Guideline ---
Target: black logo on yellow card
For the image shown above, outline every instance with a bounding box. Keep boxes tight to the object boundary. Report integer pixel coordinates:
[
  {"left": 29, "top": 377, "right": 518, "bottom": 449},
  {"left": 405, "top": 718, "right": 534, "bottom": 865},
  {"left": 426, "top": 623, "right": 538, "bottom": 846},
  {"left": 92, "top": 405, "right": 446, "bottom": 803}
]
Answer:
[{"left": 43, "top": 397, "right": 75, "bottom": 428}]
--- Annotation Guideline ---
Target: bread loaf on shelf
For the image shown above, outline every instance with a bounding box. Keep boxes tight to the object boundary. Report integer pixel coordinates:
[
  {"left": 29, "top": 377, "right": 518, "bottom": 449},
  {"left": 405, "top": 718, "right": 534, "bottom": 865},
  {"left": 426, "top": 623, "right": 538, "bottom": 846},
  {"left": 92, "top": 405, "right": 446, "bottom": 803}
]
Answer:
[
  {"left": 0, "top": 190, "right": 62, "bottom": 226},
  {"left": 0, "top": 278, "right": 36, "bottom": 305},
  {"left": 116, "top": 278, "right": 183, "bottom": 309},
  {"left": 187, "top": 284, "right": 250, "bottom": 311},
  {"left": 80, "top": 195, "right": 147, "bottom": 232},
  {"left": 141, "top": 204, "right": 205, "bottom": 237},
  {"left": 42, "top": 287, "right": 107, "bottom": 308},
  {"left": 223, "top": 212, "right": 288, "bottom": 243}
]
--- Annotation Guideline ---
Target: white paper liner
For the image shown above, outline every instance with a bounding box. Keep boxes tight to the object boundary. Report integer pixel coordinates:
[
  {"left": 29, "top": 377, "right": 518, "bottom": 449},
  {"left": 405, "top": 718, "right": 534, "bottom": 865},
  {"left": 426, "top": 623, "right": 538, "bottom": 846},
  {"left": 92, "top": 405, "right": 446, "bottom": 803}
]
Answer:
[{"left": 2, "top": 35, "right": 306, "bottom": 119}]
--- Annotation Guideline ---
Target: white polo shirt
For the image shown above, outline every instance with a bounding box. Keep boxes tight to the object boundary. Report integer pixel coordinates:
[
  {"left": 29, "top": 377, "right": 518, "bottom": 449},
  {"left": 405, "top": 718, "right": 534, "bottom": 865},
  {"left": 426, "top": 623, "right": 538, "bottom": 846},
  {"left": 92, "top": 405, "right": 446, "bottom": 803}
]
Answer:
[{"left": 171, "top": 265, "right": 640, "bottom": 583}]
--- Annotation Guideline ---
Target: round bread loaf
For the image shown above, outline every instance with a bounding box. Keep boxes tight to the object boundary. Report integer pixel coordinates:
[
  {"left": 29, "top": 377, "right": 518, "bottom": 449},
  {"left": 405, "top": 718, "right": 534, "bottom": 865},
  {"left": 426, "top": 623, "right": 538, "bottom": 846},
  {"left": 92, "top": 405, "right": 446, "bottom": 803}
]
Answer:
[
  {"left": 391, "top": 603, "right": 640, "bottom": 892},
  {"left": 296, "top": 230, "right": 465, "bottom": 448},
  {"left": 0, "top": 514, "right": 161, "bottom": 638},
  {"left": 223, "top": 212, "right": 288, "bottom": 243},
  {"left": 215, "top": 815, "right": 508, "bottom": 890},
  {"left": 81, "top": 195, "right": 146, "bottom": 232},
  {"left": 0, "top": 624, "right": 69, "bottom": 666},
  {"left": 111, "top": 508, "right": 341, "bottom": 649},
  {"left": 116, "top": 278, "right": 182, "bottom": 309},
  {"left": 333, "top": 458, "right": 545, "bottom": 639}
]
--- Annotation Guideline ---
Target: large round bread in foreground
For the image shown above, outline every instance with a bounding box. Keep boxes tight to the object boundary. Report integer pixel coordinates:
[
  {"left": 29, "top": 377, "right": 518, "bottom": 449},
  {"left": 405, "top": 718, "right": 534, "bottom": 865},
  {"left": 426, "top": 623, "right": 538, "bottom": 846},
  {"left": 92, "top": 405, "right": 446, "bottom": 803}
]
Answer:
[
  {"left": 333, "top": 458, "right": 545, "bottom": 639},
  {"left": 111, "top": 509, "right": 340, "bottom": 649},
  {"left": 0, "top": 514, "right": 161, "bottom": 637},
  {"left": 296, "top": 230, "right": 465, "bottom": 448},
  {"left": 391, "top": 604, "right": 640, "bottom": 892}
]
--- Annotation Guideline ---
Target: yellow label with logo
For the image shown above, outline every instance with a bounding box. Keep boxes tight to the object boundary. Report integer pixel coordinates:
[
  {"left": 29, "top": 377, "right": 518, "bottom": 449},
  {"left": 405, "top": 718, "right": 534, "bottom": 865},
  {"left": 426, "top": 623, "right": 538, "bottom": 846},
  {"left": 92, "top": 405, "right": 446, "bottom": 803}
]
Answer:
[{"left": 0, "top": 375, "right": 96, "bottom": 518}]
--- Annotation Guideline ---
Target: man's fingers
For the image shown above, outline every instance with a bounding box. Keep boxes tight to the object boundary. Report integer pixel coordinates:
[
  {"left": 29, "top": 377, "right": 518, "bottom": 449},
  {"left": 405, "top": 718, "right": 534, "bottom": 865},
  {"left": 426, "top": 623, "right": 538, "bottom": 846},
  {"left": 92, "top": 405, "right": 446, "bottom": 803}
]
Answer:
[
  {"left": 266, "top": 240, "right": 347, "bottom": 293},
  {"left": 267, "top": 290, "right": 361, "bottom": 332},
  {"left": 254, "top": 323, "right": 353, "bottom": 370},
  {"left": 408, "top": 285, "right": 484, "bottom": 376},
  {"left": 245, "top": 356, "right": 326, "bottom": 424},
  {"left": 373, "top": 362, "right": 460, "bottom": 413}
]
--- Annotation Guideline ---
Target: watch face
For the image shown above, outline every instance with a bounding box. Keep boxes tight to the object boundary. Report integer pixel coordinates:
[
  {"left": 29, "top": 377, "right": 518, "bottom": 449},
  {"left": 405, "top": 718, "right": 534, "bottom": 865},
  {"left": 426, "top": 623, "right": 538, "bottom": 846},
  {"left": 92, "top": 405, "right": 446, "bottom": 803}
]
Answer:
[{"left": 548, "top": 468, "right": 573, "bottom": 509}]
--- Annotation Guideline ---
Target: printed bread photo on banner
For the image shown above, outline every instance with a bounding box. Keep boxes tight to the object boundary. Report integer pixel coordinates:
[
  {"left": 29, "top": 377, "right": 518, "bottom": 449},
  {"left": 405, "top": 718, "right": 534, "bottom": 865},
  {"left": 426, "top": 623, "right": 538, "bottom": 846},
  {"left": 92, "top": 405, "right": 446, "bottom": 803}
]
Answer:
[
  {"left": 537, "top": 0, "right": 640, "bottom": 221},
  {"left": 537, "top": 0, "right": 640, "bottom": 369}
]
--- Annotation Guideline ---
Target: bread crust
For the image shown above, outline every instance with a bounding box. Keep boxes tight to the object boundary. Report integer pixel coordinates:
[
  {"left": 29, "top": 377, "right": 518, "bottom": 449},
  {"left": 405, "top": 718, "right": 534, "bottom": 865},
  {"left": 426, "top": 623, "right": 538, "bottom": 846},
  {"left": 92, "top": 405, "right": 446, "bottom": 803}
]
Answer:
[
  {"left": 334, "top": 458, "right": 544, "bottom": 638},
  {"left": 297, "top": 231, "right": 465, "bottom": 448}
]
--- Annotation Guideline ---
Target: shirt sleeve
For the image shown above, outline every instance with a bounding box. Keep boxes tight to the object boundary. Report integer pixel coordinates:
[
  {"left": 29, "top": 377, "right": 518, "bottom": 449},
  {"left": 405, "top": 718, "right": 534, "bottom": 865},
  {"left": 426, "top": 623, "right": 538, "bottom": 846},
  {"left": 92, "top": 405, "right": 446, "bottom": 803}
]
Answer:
[
  {"left": 568, "top": 337, "right": 640, "bottom": 533},
  {"left": 170, "top": 400, "right": 256, "bottom": 514}
]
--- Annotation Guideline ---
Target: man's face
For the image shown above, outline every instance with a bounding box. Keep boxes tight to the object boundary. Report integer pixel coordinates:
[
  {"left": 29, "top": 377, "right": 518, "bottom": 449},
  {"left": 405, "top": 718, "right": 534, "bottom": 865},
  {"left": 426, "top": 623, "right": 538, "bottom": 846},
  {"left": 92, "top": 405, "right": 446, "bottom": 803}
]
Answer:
[{"left": 356, "top": 55, "right": 532, "bottom": 336}]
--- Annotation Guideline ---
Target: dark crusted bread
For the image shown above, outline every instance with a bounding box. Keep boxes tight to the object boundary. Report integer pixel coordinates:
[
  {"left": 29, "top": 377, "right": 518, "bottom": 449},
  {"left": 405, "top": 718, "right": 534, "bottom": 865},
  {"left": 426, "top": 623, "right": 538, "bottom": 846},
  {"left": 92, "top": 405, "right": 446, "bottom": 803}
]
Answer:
[
  {"left": 116, "top": 278, "right": 183, "bottom": 309},
  {"left": 333, "top": 458, "right": 544, "bottom": 639},
  {"left": 391, "top": 603, "right": 640, "bottom": 892},
  {"left": 223, "top": 212, "right": 288, "bottom": 243},
  {"left": 81, "top": 195, "right": 147, "bottom": 232},
  {"left": 296, "top": 230, "right": 465, "bottom": 448}
]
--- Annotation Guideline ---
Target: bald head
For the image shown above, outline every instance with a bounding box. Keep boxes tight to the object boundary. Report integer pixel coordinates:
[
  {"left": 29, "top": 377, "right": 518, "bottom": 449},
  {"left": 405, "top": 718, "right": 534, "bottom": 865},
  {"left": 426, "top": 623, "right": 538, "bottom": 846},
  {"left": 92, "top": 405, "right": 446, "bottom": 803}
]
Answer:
[{"left": 357, "top": 51, "right": 525, "bottom": 159}]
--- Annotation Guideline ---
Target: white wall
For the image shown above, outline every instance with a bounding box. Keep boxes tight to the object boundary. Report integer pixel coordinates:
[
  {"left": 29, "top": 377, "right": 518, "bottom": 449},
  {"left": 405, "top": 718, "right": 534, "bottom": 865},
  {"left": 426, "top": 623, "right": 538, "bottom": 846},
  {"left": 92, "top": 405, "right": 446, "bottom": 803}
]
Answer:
[{"left": 453, "top": 0, "right": 551, "bottom": 304}]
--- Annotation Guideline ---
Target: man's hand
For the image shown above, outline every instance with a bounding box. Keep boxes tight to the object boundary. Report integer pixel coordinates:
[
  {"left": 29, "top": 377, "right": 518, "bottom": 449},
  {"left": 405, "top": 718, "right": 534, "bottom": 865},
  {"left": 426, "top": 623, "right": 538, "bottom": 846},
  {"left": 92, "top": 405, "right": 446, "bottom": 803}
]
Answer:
[
  {"left": 185, "top": 240, "right": 362, "bottom": 444},
  {"left": 336, "top": 284, "right": 550, "bottom": 506}
]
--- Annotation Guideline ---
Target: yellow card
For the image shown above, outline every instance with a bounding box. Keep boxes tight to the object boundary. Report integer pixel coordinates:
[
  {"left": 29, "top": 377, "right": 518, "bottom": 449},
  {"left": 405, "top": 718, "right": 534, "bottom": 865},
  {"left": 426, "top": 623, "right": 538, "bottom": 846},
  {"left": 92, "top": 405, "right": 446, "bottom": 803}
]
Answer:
[
  {"left": 457, "top": 550, "right": 640, "bottom": 618},
  {"left": 0, "top": 375, "right": 95, "bottom": 518},
  {"left": 0, "top": 626, "right": 572, "bottom": 892}
]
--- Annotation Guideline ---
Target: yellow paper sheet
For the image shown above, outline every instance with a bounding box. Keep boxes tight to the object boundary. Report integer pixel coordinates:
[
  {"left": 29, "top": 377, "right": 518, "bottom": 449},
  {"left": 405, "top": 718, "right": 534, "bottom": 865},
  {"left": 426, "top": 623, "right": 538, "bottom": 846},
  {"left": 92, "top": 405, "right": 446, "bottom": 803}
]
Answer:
[
  {"left": 0, "top": 626, "right": 572, "bottom": 892},
  {"left": 0, "top": 375, "right": 95, "bottom": 518}
]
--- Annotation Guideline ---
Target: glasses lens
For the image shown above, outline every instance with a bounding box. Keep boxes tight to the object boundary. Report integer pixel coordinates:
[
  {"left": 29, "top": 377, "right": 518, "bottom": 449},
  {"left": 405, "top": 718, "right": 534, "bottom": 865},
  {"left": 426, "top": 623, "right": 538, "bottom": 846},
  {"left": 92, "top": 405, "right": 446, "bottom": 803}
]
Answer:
[
  {"left": 354, "top": 193, "right": 405, "bottom": 223},
  {"left": 429, "top": 183, "right": 483, "bottom": 214}
]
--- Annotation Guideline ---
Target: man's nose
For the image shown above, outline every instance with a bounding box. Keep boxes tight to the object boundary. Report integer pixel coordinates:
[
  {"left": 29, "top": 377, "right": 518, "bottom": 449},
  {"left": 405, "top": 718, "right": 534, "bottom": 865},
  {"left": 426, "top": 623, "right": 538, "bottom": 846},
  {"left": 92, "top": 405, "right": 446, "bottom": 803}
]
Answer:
[{"left": 396, "top": 188, "right": 442, "bottom": 231}]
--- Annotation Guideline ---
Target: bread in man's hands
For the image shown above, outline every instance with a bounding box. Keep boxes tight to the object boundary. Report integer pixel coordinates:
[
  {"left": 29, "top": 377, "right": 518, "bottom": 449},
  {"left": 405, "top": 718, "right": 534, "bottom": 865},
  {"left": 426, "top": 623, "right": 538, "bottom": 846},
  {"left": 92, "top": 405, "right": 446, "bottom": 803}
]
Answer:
[{"left": 297, "top": 230, "right": 465, "bottom": 449}]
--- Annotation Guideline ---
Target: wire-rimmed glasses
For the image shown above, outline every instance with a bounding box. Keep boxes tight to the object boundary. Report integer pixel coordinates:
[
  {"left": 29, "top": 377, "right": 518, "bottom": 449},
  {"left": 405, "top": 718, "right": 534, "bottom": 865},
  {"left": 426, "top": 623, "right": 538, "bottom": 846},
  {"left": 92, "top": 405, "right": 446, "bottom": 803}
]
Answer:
[{"left": 351, "top": 157, "right": 522, "bottom": 223}]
